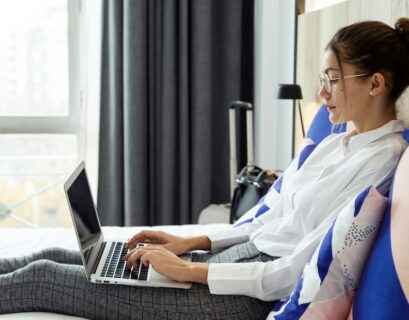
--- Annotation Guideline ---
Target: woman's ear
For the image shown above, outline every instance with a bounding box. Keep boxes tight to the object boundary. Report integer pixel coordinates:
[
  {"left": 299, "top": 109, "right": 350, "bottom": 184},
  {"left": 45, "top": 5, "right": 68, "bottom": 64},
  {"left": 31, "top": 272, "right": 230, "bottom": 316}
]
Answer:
[{"left": 369, "top": 72, "right": 387, "bottom": 96}]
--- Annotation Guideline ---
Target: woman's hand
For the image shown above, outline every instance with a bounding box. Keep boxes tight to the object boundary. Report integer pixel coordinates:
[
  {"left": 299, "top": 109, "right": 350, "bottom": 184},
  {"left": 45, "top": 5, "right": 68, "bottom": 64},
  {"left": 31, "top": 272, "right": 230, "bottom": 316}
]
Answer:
[
  {"left": 126, "top": 230, "right": 211, "bottom": 255},
  {"left": 124, "top": 245, "right": 209, "bottom": 284}
]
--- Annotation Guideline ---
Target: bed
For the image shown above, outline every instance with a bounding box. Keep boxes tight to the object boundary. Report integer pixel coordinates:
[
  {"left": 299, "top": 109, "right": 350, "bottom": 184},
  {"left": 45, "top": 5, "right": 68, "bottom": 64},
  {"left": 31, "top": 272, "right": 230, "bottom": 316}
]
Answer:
[{"left": 0, "top": 224, "right": 229, "bottom": 320}]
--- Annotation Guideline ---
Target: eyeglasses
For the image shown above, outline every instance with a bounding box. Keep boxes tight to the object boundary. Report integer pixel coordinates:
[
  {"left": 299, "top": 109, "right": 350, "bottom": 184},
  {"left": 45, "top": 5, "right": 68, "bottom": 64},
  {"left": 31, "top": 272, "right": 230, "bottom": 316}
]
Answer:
[{"left": 319, "top": 73, "right": 369, "bottom": 93}]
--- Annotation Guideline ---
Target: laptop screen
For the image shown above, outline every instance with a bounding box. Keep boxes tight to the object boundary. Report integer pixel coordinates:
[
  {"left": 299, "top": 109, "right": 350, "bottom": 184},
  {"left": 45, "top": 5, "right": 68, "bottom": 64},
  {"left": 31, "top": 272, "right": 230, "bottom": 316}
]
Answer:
[{"left": 66, "top": 166, "right": 102, "bottom": 264}]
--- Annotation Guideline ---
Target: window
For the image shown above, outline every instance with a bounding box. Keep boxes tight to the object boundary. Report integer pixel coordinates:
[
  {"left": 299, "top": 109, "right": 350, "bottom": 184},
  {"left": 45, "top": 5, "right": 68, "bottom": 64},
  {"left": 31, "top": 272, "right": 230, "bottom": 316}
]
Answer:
[
  {"left": 0, "top": 0, "right": 85, "bottom": 228},
  {"left": 304, "top": 0, "right": 347, "bottom": 13}
]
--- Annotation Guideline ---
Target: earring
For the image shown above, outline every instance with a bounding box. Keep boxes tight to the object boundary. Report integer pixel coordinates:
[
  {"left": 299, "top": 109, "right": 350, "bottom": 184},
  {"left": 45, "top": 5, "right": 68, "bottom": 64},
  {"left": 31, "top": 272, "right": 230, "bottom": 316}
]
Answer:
[{"left": 369, "top": 91, "right": 374, "bottom": 96}]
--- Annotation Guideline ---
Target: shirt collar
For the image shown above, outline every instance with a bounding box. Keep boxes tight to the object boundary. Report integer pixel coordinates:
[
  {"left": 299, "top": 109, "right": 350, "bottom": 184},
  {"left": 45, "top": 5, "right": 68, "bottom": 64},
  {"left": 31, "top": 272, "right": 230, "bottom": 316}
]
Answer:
[{"left": 342, "top": 120, "right": 404, "bottom": 154}]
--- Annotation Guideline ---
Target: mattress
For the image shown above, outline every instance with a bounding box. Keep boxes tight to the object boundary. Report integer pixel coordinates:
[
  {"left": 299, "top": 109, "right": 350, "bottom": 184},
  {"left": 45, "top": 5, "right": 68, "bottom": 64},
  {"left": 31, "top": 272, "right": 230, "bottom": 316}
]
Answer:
[{"left": 0, "top": 224, "right": 230, "bottom": 319}]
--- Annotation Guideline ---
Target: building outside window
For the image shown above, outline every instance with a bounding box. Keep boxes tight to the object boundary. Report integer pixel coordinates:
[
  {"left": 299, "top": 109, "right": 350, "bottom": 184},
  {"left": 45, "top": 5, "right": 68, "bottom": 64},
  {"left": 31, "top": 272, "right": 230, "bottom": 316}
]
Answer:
[{"left": 0, "top": 0, "right": 87, "bottom": 228}]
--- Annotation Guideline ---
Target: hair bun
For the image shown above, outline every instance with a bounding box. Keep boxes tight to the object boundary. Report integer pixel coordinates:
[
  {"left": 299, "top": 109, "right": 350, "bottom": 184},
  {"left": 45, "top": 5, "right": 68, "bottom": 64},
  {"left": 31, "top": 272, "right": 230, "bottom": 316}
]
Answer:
[
  {"left": 395, "top": 18, "right": 409, "bottom": 50},
  {"left": 395, "top": 18, "right": 409, "bottom": 35}
]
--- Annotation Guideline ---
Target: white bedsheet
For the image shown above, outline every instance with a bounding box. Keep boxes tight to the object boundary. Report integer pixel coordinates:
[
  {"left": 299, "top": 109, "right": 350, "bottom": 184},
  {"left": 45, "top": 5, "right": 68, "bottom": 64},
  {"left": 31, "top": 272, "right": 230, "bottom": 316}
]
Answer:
[{"left": 0, "top": 224, "right": 230, "bottom": 320}]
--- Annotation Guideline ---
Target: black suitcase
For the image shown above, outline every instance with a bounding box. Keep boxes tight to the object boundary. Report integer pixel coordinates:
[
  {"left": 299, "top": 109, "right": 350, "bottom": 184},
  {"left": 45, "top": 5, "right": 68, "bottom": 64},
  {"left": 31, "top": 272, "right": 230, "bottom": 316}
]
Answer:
[
  {"left": 197, "top": 101, "right": 279, "bottom": 224},
  {"left": 229, "top": 101, "right": 279, "bottom": 223}
]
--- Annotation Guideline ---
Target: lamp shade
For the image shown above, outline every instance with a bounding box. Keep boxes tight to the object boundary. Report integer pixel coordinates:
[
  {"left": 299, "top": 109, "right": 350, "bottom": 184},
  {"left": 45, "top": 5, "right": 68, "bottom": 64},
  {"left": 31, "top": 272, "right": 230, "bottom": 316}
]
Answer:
[{"left": 275, "top": 84, "right": 303, "bottom": 100}]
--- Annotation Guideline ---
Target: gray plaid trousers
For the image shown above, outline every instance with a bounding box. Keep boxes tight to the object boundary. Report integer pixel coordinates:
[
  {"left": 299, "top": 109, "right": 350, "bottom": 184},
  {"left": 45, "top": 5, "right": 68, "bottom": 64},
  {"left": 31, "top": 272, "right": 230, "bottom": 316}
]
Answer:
[{"left": 0, "top": 242, "right": 278, "bottom": 320}]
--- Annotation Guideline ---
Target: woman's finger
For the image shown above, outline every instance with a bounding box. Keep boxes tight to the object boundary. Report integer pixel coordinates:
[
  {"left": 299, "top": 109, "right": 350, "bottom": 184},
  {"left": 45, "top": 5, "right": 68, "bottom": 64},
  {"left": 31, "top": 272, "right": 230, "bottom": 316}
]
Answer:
[
  {"left": 126, "top": 230, "right": 151, "bottom": 248},
  {"left": 124, "top": 245, "right": 161, "bottom": 268},
  {"left": 125, "top": 248, "right": 146, "bottom": 268},
  {"left": 140, "top": 251, "right": 153, "bottom": 266},
  {"left": 127, "top": 230, "right": 164, "bottom": 248}
]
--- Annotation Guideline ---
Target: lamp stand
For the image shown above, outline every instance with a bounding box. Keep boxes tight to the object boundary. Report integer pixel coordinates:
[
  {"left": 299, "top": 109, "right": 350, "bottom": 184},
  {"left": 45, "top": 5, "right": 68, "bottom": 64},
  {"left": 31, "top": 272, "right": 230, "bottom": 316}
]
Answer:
[{"left": 297, "top": 99, "right": 305, "bottom": 138}]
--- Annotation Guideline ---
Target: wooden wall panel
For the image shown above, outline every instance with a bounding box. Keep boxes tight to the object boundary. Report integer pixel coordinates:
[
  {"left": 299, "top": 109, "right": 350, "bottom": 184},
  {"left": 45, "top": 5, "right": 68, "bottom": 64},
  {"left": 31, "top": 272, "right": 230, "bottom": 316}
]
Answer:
[
  {"left": 347, "top": 0, "right": 392, "bottom": 24},
  {"left": 391, "top": 0, "right": 409, "bottom": 22},
  {"left": 295, "top": 2, "right": 347, "bottom": 150},
  {"left": 296, "top": 10, "right": 319, "bottom": 149}
]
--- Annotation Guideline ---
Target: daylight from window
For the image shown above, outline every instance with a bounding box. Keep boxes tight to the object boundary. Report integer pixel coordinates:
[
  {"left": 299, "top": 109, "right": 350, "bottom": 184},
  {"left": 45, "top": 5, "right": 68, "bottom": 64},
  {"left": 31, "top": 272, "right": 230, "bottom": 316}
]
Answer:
[
  {"left": 0, "top": 0, "right": 78, "bottom": 228},
  {"left": 0, "top": 0, "right": 69, "bottom": 116}
]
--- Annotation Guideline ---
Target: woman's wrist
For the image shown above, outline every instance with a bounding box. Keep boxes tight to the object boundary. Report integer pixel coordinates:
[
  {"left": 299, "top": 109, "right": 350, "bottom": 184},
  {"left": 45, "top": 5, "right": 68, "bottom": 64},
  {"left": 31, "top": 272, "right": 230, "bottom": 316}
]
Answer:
[
  {"left": 184, "top": 235, "right": 211, "bottom": 252},
  {"left": 184, "top": 262, "right": 209, "bottom": 284}
]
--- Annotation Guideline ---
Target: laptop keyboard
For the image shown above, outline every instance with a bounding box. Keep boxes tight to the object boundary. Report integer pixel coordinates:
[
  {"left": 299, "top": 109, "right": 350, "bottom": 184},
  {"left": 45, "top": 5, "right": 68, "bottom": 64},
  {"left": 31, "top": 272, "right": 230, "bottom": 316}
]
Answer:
[{"left": 100, "top": 241, "right": 149, "bottom": 281}]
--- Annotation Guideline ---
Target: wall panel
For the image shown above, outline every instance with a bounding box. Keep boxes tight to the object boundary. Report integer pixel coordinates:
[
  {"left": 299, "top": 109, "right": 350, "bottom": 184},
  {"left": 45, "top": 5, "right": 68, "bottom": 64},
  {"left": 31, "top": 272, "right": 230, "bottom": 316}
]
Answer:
[
  {"left": 295, "top": 2, "right": 347, "bottom": 149},
  {"left": 347, "top": 0, "right": 392, "bottom": 24}
]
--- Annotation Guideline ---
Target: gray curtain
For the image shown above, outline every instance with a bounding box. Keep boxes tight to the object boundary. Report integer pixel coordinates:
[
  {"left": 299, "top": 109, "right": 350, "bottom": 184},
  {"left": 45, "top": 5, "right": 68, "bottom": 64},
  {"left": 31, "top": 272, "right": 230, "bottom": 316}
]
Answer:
[{"left": 98, "top": 0, "right": 254, "bottom": 226}]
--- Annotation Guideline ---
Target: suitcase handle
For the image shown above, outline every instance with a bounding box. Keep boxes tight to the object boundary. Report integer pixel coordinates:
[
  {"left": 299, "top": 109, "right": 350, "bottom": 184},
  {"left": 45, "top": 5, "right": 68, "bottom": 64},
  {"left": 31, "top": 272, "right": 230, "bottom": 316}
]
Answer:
[
  {"left": 229, "top": 101, "right": 254, "bottom": 197},
  {"left": 229, "top": 101, "right": 252, "bottom": 110}
]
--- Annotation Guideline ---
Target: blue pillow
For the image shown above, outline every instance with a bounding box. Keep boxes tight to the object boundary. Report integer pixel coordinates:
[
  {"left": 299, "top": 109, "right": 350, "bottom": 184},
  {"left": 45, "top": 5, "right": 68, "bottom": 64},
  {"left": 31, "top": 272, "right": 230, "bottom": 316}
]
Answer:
[
  {"left": 305, "top": 104, "right": 346, "bottom": 144},
  {"left": 350, "top": 149, "right": 409, "bottom": 319},
  {"left": 267, "top": 186, "right": 387, "bottom": 320}
]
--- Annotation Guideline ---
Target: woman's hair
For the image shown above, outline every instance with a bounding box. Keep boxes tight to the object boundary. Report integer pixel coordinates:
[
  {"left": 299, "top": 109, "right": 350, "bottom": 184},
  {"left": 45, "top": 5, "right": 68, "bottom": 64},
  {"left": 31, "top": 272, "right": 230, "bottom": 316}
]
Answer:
[{"left": 326, "top": 18, "right": 409, "bottom": 103}]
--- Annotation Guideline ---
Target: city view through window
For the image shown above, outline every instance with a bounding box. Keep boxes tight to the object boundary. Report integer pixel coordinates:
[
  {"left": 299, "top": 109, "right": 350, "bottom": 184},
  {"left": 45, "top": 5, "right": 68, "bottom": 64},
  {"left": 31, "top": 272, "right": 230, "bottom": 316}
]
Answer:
[{"left": 0, "top": 0, "right": 80, "bottom": 228}]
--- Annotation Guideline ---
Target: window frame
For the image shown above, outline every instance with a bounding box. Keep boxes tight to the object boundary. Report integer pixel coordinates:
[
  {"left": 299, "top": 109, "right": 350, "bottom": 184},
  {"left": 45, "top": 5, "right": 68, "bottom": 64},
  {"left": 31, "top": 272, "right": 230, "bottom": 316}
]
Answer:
[{"left": 0, "top": 0, "right": 86, "bottom": 161}]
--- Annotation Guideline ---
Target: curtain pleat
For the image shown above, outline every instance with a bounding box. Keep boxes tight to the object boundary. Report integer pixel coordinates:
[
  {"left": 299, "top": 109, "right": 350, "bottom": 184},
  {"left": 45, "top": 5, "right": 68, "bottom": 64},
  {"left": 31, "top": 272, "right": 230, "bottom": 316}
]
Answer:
[{"left": 98, "top": 0, "right": 254, "bottom": 226}]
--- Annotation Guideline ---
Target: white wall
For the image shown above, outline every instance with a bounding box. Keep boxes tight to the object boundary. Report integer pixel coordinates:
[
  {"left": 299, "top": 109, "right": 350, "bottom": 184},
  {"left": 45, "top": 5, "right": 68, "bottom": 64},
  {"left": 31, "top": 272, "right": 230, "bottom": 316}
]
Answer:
[
  {"left": 84, "top": 0, "right": 102, "bottom": 196},
  {"left": 254, "top": 0, "right": 296, "bottom": 170}
]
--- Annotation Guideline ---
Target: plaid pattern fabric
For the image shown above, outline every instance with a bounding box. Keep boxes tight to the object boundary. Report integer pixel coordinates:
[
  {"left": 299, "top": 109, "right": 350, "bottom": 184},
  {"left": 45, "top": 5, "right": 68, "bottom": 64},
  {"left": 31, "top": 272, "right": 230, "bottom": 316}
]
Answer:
[
  {"left": 0, "top": 243, "right": 276, "bottom": 320},
  {"left": 0, "top": 247, "right": 82, "bottom": 275}
]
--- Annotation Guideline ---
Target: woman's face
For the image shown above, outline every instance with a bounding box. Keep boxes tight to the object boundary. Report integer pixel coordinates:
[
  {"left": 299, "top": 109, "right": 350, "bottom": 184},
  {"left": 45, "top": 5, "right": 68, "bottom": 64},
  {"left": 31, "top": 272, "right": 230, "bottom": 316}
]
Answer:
[{"left": 318, "top": 50, "right": 371, "bottom": 125}]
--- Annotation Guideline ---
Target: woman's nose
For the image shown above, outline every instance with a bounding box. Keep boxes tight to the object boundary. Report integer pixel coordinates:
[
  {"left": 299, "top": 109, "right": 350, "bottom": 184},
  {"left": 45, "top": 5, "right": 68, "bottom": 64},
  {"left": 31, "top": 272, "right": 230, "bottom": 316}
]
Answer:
[{"left": 317, "top": 83, "right": 330, "bottom": 99}]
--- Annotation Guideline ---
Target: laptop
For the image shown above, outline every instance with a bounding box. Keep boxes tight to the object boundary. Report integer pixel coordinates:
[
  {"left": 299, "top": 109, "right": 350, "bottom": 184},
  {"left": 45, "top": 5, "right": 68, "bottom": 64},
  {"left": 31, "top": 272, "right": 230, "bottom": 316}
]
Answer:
[{"left": 64, "top": 161, "right": 192, "bottom": 289}]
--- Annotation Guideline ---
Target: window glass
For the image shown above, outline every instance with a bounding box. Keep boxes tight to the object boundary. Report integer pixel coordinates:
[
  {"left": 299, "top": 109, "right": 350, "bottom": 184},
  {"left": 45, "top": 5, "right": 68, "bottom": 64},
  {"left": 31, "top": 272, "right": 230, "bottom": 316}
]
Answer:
[
  {"left": 0, "top": 134, "right": 77, "bottom": 227},
  {"left": 0, "top": 0, "right": 68, "bottom": 116}
]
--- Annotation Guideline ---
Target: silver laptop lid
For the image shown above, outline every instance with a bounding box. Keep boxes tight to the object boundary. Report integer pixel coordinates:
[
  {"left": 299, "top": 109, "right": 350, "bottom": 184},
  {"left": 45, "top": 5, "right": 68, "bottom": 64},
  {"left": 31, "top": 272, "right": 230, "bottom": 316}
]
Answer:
[{"left": 64, "top": 161, "right": 104, "bottom": 279}]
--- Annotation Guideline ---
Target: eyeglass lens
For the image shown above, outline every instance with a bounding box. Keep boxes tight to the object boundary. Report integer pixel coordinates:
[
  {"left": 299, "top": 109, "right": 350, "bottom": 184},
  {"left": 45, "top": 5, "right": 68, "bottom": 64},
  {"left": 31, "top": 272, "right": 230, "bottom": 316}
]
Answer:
[{"left": 319, "top": 74, "right": 331, "bottom": 92}]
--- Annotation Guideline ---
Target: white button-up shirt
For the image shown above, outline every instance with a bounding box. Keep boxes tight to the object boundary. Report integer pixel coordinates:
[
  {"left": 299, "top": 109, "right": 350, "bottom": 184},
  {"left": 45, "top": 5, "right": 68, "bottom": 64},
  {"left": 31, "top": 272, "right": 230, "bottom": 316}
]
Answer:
[{"left": 206, "top": 120, "right": 407, "bottom": 301}]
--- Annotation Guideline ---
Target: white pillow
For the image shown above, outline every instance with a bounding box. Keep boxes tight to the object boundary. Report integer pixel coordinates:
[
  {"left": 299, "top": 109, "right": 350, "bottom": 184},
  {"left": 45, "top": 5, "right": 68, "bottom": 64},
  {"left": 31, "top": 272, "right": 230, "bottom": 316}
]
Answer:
[{"left": 267, "top": 186, "right": 387, "bottom": 320}]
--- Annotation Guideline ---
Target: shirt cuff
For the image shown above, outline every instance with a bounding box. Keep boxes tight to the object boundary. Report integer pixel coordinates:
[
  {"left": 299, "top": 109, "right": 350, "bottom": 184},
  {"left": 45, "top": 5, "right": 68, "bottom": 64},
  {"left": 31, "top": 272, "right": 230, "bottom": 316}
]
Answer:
[
  {"left": 207, "top": 262, "right": 264, "bottom": 298},
  {"left": 206, "top": 228, "right": 249, "bottom": 252}
]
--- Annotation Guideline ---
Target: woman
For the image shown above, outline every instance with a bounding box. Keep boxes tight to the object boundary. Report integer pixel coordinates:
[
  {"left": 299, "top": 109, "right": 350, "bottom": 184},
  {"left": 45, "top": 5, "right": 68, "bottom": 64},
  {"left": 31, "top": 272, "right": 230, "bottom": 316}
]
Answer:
[{"left": 1, "top": 18, "right": 409, "bottom": 320}]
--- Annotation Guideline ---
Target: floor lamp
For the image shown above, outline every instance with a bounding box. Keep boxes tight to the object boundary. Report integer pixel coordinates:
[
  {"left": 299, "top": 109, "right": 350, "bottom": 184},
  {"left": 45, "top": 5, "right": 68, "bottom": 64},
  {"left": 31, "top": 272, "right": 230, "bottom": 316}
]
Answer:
[{"left": 275, "top": 84, "right": 305, "bottom": 138}]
